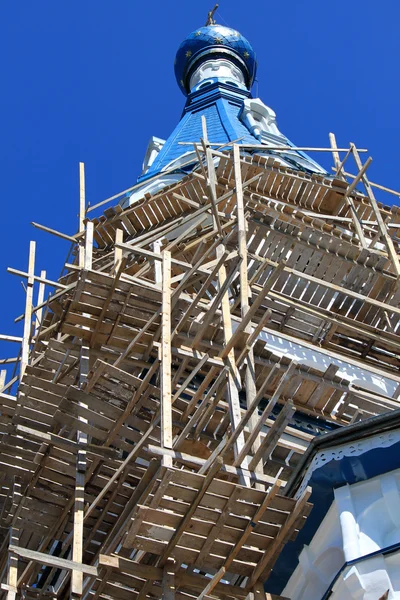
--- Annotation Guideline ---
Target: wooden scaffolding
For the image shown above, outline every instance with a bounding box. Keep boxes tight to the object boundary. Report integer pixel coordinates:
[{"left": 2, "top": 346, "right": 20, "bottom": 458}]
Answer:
[{"left": 0, "top": 123, "right": 399, "bottom": 600}]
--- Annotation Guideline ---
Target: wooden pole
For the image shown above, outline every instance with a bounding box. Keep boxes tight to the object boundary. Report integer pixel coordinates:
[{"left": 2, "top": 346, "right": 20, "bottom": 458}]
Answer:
[
  {"left": 201, "top": 116, "right": 224, "bottom": 237},
  {"left": 71, "top": 165, "right": 90, "bottom": 599},
  {"left": 79, "top": 162, "right": 86, "bottom": 268},
  {"left": 113, "top": 228, "right": 123, "bottom": 276},
  {"left": 161, "top": 250, "right": 173, "bottom": 467},
  {"left": 162, "top": 560, "right": 176, "bottom": 600},
  {"left": 6, "top": 479, "right": 22, "bottom": 600},
  {"left": 233, "top": 144, "right": 263, "bottom": 483},
  {"left": 84, "top": 221, "right": 93, "bottom": 271},
  {"left": 20, "top": 241, "right": 35, "bottom": 381},
  {"left": 6, "top": 534, "right": 18, "bottom": 600},
  {"left": 329, "top": 133, "right": 344, "bottom": 178},
  {"left": 351, "top": 144, "right": 400, "bottom": 278},
  {"left": 216, "top": 244, "right": 249, "bottom": 484},
  {"left": 34, "top": 270, "right": 46, "bottom": 336}
]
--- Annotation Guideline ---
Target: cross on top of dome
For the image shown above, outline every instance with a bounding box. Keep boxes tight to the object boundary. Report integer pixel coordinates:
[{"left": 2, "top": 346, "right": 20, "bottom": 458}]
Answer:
[{"left": 205, "top": 4, "right": 219, "bottom": 26}]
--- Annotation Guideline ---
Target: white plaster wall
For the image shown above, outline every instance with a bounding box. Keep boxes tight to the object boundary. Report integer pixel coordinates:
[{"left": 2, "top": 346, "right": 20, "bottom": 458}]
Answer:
[
  {"left": 189, "top": 59, "right": 246, "bottom": 91},
  {"left": 331, "top": 554, "right": 400, "bottom": 600},
  {"left": 283, "top": 468, "right": 400, "bottom": 600}
]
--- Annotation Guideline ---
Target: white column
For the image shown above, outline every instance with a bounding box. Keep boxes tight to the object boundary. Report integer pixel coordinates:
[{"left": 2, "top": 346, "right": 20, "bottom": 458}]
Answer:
[{"left": 335, "top": 484, "right": 361, "bottom": 562}]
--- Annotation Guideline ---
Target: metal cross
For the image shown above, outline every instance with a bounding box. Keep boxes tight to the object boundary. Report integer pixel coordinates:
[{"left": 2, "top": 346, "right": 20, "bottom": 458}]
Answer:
[{"left": 206, "top": 4, "right": 219, "bottom": 26}]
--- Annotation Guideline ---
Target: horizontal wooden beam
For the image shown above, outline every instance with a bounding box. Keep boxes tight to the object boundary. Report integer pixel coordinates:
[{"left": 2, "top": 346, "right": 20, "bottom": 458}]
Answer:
[
  {"left": 8, "top": 545, "right": 97, "bottom": 577},
  {"left": 146, "top": 444, "right": 279, "bottom": 486},
  {"left": 7, "top": 268, "right": 67, "bottom": 289},
  {"left": 0, "top": 335, "right": 23, "bottom": 343},
  {"left": 31, "top": 222, "right": 77, "bottom": 243}
]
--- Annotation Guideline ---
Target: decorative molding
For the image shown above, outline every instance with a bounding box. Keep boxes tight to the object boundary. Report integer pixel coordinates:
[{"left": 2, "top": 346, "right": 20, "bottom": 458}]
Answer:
[{"left": 296, "top": 429, "right": 400, "bottom": 498}]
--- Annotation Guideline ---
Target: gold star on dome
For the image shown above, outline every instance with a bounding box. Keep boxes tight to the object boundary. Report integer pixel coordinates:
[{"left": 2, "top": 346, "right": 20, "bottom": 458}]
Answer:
[
  {"left": 233, "top": 31, "right": 240, "bottom": 37},
  {"left": 214, "top": 36, "right": 223, "bottom": 43},
  {"left": 186, "top": 50, "right": 192, "bottom": 58},
  {"left": 243, "top": 51, "right": 250, "bottom": 59},
  {"left": 194, "top": 31, "right": 201, "bottom": 36}
]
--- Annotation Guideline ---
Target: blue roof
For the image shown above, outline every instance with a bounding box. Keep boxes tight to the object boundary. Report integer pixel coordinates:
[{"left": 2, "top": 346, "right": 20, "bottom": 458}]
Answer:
[{"left": 139, "top": 81, "right": 262, "bottom": 182}]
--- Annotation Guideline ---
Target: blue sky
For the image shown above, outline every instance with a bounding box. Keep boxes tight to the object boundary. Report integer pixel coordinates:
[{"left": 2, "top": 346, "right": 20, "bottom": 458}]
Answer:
[{"left": 0, "top": 0, "right": 399, "bottom": 366}]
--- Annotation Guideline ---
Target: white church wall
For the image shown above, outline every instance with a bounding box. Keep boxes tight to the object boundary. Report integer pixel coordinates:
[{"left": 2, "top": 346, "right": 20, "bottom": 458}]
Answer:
[{"left": 283, "top": 468, "right": 400, "bottom": 599}]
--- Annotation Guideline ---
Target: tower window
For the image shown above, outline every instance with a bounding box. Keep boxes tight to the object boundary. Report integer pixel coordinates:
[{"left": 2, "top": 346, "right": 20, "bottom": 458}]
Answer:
[{"left": 199, "top": 81, "right": 212, "bottom": 89}]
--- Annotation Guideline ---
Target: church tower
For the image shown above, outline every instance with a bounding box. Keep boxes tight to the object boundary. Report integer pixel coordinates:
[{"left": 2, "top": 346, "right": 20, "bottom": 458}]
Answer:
[{"left": 0, "top": 7, "right": 400, "bottom": 600}]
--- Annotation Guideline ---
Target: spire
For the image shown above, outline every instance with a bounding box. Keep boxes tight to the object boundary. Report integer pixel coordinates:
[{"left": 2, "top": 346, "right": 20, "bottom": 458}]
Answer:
[{"left": 121, "top": 17, "right": 326, "bottom": 208}]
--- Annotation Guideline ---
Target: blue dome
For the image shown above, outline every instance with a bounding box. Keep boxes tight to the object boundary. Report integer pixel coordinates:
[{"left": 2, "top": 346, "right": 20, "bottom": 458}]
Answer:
[{"left": 174, "top": 24, "right": 257, "bottom": 96}]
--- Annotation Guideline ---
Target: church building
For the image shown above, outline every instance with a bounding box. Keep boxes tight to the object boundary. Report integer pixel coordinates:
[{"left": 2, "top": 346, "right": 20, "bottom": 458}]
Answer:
[{"left": 0, "top": 6, "right": 399, "bottom": 600}]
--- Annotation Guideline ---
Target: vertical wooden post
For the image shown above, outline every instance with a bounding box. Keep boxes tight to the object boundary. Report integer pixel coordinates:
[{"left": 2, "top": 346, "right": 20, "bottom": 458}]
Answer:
[
  {"left": 352, "top": 144, "right": 400, "bottom": 278},
  {"left": 113, "top": 228, "right": 123, "bottom": 275},
  {"left": 216, "top": 244, "right": 249, "bottom": 485},
  {"left": 201, "top": 116, "right": 224, "bottom": 237},
  {"left": 71, "top": 461, "right": 85, "bottom": 597},
  {"left": 161, "top": 250, "right": 173, "bottom": 468},
  {"left": 7, "top": 479, "right": 21, "bottom": 600},
  {"left": 84, "top": 221, "right": 94, "bottom": 271},
  {"left": 153, "top": 239, "right": 162, "bottom": 284},
  {"left": 7, "top": 532, "right": 18, "bottom": 600},
  {"left": 162, "top": 560, "right": 175, "bottom": 600},
  {"left": 233, "top": 144, "right": 263, "bottom": 485},
  {"left": 79, "top": 162, "right": 86, "bottom": 268},
  {"left": 71, "top": 163, "right": 89, "bottom": 599},
  {"left": 329, "top": 133, "right": 342, "bottom": 174},
  {"left": 330, "top": 141, "right": 369, "bottom": 249},
  {"left": 0, "top": 370, "right": 6, "bottom": 390},
  {"left": 20, "top": 241, "right": 35, "bottom": 381},
  {"left": 35, "top": 270, "right": 46, "bottom": 336},
  {"left": 71, "top": 338, "right": 89, "bottom": 598}
]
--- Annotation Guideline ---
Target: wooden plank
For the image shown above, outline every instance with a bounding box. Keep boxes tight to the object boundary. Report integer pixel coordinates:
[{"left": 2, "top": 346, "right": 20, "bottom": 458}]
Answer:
[
  {"left": 7, "top": 487, "right": 20, "bottom": 600},
  {"left": 352, "top": 144, "right": 400, "bottom": 278},
  {"left": 8, "top": 545, "right": 97, "bottom": 577},
  {"left": 248, "top": 486, "right": 312, "bottom": 586},
  {"left": 20, "top": 241, "right": 35, "bottom": 381},
  {"left": 34, "top": 270, "right": 46, "bottom": 336},
  {"left": 161, "top": 251, "right": 173, "bottom": 468},
  {"left": 79, "top": 162, "right": 86, "bottom": 268},
  {"left": 113, "top": 229, "right": 124, "bottom": 276},
  {"left": 248, "top": 402, "right": 296, "bottom": 470},
  {"left": 201, "top": 116, "right": 224, "bottom": 237},
  {"left": 216, "top": 244, "right": 248, "bottom": 479},
  {"left": 197, "top": 483, "right": 280, "bottom": 599},
  {"left": 147, "top": 445, "right": 278, "bottom": 486},
  {"left": 162, "top": 561, "right": 175, "bottom": 600},
  {"left": 156, "top": 458, "right": 223, "bottom": 567},
  {"left": 233, "top": 143, "right": 265, "bottom": 482},
  {"left": 234, "top": 363, "right": 297, "bottom": 467}
]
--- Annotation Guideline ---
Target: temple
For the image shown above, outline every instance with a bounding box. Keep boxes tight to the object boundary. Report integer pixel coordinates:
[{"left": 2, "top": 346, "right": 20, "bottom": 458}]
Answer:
[{"left": 0, "top": 8, "right": 400, "bottom": 600}]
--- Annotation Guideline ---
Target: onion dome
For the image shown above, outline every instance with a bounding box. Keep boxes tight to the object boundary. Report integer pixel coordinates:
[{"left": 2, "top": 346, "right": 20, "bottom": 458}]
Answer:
[{"left": 174, "top": 24, "right": 257, "bottom": 96}]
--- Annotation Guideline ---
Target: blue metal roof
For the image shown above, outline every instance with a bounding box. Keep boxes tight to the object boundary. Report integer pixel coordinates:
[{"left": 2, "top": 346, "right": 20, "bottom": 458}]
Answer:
[{"left": 139, "top": 81, "right": 262, "bottom": 183}]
